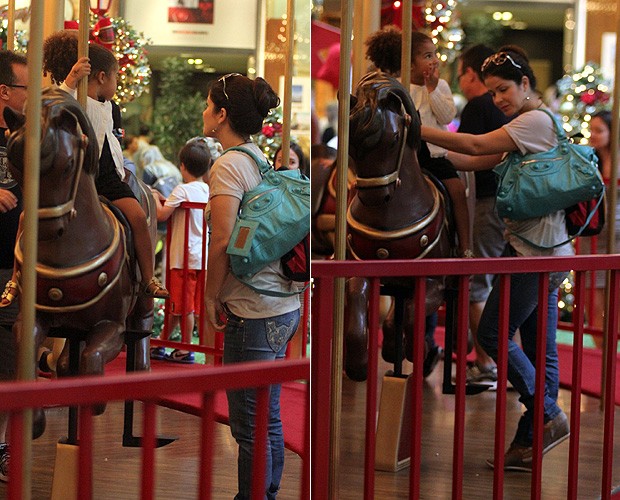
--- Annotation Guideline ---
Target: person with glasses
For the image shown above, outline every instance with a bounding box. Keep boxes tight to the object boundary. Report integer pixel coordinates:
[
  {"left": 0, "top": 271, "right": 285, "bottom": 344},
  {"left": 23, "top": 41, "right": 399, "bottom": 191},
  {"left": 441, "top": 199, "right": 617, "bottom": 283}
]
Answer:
[
  {"left": 454, "top": 44, "right": 513, "bottom": 390},
  {"left": 0, "top": 49, "right": 29, "bottom": 483},
  {"left": 203, "top": 73, "right": 300, "bottom": 499},
  {"left": 421, "top": 45, "right": 571, "bottom": 472}
]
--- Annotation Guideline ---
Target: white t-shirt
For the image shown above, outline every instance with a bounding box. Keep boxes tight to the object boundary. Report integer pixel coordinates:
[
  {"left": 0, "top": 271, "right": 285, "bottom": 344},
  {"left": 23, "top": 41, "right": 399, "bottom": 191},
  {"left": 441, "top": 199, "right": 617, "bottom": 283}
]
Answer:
[
  {"left": 410, "top": 79, "right": 456, "bottom": 158},
  {"left": 59, "top": 83, "right": 125, "bottom": 179},
  {"left": 500, "top": 108, "right": 574, "bottom": 257},
  {"left": 208, "top": 143, "right": 300, "bottom": 318},
  {"left": 165, "top": 180, "right": 210, "bottom": 269}
]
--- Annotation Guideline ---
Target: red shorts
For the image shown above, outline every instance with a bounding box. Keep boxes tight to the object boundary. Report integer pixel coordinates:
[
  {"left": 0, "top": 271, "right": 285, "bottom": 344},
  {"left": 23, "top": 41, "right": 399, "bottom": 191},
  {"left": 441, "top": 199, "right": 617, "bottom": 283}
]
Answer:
[{"left": 169, "top": 269, "right": 205, "bottom": 315}]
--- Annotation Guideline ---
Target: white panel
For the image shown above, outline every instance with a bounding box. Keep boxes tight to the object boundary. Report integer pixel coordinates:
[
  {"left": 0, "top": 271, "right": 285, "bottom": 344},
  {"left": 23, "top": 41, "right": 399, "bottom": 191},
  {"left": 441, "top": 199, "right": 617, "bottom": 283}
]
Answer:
[{"left": 123, "top": 0, "right": 257, "bottom": 50}]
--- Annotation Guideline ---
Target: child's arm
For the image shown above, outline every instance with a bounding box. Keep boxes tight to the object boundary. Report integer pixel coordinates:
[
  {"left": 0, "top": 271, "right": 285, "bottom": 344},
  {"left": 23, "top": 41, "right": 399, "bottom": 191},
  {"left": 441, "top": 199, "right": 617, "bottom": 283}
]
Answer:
[
  {"left": 153, "top": 190, "right": 177, "bottom": 222},
  {"left": 427, "top": 79, "right": 456, "bottom": 125}
]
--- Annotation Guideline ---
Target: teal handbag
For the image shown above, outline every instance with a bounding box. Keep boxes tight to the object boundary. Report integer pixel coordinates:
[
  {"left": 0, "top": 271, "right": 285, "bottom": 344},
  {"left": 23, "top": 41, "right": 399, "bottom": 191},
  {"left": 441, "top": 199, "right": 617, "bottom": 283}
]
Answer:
[
  {"left": 225, "top": 146, "right": 310, "bottom": 295},
  {"left": 494, "top": 108, "right": 604, "bottom": 221}
]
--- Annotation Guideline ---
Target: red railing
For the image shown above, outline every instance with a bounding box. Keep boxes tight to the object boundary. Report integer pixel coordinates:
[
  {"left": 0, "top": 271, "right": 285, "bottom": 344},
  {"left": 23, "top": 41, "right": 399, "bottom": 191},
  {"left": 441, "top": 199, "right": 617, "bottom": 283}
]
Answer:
[
  {"left": 1, "top": 358, "right": 310, "bottom": 500},
  {"left": 311, "top": 254, "right": 620, "bottom": 500},
  {"left": 153, "top": 201, "right": 310, "bottom": 363}
]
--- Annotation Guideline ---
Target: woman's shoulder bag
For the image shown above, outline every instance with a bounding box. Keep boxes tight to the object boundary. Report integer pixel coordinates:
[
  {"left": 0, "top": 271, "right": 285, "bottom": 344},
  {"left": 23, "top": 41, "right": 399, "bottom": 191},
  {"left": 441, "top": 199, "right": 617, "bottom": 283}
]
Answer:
[
  {"left": 224, "top": 146, "right": 310, "bottom": 296},
  {"left": 494, "top": 108, "right": 604, "bottom": 222}
]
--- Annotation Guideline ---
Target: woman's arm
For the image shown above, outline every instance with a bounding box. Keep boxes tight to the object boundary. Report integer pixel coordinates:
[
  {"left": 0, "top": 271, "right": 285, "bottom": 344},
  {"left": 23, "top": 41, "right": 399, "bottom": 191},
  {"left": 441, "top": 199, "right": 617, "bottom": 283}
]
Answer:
[
  {"left": 445, "top": 151, "right": 504, "bottom": 171},
  {"left": 205, "top": 194, "right": 240, "bottom": 330},
  {"left": 421, "top": 124, "right": 517, "bottom": 156}
]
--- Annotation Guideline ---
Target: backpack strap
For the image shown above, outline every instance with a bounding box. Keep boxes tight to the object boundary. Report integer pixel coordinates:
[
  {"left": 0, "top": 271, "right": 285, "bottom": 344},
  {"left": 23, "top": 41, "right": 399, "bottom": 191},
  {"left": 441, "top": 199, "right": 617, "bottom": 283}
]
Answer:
[{"left": 224, "top": 146, "right": 271, "bottom": 175}]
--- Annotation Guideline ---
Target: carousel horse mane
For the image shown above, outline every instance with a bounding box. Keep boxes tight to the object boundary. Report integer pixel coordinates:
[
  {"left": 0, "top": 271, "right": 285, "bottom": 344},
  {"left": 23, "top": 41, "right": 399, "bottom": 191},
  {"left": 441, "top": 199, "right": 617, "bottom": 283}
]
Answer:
[
  {"left": 6, "top": 86, "right": 99, "bottom": 177},
  {"left": 349, "top": 71, "right": 421, "bottom": 157}
]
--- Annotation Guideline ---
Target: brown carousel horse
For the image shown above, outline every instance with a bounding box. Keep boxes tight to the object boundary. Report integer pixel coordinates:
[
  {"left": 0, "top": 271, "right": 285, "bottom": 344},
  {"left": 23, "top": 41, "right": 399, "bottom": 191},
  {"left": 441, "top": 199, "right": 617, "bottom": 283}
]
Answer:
[
  {"left": 5, "top": 87, "right": 156, "bottom": 436},
  {"left": 339, "top": 71, "right": 456, "bottom": 381}
]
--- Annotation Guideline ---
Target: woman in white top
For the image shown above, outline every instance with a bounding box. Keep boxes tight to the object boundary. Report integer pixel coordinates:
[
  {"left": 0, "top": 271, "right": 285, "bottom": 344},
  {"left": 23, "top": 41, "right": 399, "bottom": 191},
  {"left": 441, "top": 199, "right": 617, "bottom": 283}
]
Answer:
[
  {"left": 421, "top": 45, "right": 571, "bottom": 472},
  {"left": 203, "top": 73, "right": 300, "bottom": 499}
]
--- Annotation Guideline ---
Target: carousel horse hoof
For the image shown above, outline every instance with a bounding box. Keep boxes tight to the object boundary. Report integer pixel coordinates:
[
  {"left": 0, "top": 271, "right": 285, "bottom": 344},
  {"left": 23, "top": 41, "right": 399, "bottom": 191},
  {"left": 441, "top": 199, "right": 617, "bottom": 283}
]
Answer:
[
  {"left": 32, "top": 408, "right": 46, "bottom": 440},
  {"left": 38, "top": 350, "right": 53, "bottom": 375},
  {"left": 344, "top": 357, "right": 368, "bottom": 382},
  {"left": 142, "top": 277, "right": 170, "bottom": 299},
  {"left": 0, "top": 280, "right": 18, "bottom": 308},
  {"left": 93, "top": 402, "right": 107, "bottom": 416}
]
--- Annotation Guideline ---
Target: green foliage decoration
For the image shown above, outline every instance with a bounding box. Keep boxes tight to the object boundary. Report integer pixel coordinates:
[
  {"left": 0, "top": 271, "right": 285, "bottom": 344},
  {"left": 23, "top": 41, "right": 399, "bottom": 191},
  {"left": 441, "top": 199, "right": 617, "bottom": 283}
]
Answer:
[{"left": 152, "top": 57, "right": 204, "bottom": 162}]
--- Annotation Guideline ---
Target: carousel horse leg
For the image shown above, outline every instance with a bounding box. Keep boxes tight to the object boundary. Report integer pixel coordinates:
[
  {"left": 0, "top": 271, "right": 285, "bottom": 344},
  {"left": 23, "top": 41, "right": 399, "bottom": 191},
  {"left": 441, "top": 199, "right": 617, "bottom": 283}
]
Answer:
[{"left": 343, "top": 277, "right": 369, "bottom": 381}]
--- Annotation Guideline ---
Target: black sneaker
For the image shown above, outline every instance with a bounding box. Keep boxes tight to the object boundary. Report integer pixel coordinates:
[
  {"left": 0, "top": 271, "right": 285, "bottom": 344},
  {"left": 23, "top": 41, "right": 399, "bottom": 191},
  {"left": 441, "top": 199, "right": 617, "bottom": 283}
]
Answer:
[
  {"left": 423, "top": 345, "right": 444, "bottom": 378},
  {"left": 0, "top": 443, "right": 9, "bottom": 482}
]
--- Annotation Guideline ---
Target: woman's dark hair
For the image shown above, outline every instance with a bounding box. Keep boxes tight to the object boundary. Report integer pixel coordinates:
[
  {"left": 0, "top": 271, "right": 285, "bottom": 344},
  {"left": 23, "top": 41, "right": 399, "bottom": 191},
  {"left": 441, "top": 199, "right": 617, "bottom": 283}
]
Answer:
[
  {"left": 209, "top": 74, "right": 280, "bottom": 136},
  {"left": 44, "top": 31, "right": 118, "bottom": 84},
  {"left": 365, "top": 25, "right": 402, "bottom": 75},
  {"left": 273, "top": 141, "right": 308, "bottom": 175},
  {"left": 592, "top": 110, "right": 612, "bottom": 134},
  {"left": 481, "top": 45, "right": 537, "bottom": 91}
]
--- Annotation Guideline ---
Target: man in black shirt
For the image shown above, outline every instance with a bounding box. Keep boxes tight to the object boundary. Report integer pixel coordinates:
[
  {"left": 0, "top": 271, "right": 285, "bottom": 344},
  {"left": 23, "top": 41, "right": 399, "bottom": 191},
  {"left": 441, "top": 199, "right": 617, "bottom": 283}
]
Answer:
[
  {"left": 0, "top": 50, "right": 28, "bottom": 482},
  {"left": 456, "top": 45, "right": 512, "bottom": 388}
]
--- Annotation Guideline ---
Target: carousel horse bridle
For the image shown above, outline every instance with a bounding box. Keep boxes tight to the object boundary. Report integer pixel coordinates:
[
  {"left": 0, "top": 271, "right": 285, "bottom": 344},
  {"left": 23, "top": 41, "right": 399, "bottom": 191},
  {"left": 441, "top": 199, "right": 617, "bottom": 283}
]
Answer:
[{"left": 37, "top": 116, "right": 88, "bottom": 222}]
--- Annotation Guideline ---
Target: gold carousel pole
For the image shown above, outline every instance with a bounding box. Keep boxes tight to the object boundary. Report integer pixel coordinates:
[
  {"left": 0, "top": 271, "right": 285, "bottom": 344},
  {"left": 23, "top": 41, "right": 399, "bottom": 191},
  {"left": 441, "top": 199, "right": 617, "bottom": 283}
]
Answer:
[
  {"left": 280, "top": 0, "right": 295, "bottom": 169},
  {"left": 19, "top": 0, "right": 45, "bottom": 498},
  {"left": 329, "top": 0, "right": 353, "bottom": 497},
  {"left": 77, "top": 0, "right": 90, "bottom": 108},
  {"left": 600, "top": 0, "right": 620, "bottom": 409},
  {"left": 401, "top": 0, "right": 412, "bottom": 88},
  {"left": 6, "top": 0, "right": 14, "bottom": 51}
]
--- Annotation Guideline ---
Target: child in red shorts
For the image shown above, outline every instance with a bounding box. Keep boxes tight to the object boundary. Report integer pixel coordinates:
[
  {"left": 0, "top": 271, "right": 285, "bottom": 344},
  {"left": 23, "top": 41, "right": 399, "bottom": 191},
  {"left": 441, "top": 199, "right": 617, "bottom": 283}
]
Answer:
[{"left": 153, "top": 138, "right": 212, "bottom": 363}]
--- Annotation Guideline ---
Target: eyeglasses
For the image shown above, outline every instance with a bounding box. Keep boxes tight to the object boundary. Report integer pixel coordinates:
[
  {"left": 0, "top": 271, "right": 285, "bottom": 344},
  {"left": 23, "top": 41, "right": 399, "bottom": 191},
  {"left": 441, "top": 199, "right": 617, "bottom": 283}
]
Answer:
[
  {"left": 2, "top": 84, "right": 27, "bottom": 89},
  {"left": 218, "top": 73, "right": 242, "bottom": 100},
  {"left": 481, "top": 52, "right": 522, "bottom": 73}
]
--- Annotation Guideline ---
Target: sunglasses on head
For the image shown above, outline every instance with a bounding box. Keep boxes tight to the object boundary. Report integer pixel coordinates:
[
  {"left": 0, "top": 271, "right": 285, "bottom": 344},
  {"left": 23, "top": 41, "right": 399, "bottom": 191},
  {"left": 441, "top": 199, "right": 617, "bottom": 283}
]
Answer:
[
  {"left": 481, "top": 52, "right": 522, "bottom": 73},
  {"left": 218, "top": 73, "right": 243, "bottom": 100}
]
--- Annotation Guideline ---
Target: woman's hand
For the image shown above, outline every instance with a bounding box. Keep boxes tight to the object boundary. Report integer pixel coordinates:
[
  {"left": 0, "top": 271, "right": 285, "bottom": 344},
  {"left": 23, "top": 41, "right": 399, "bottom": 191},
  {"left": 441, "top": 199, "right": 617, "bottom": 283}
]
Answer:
[{"left": 205, "top": 297, "right": 226, "bottom": 331}]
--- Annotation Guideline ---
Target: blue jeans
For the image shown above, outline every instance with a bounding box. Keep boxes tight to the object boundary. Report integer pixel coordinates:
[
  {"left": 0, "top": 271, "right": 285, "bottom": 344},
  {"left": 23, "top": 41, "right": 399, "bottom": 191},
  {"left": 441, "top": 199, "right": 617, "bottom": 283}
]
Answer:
[
  {"left": 477, "top": 271, "right": 562, "bottom": 447},
  {"left": 224, "top": 308, "right": 300, "bottom": 500}
]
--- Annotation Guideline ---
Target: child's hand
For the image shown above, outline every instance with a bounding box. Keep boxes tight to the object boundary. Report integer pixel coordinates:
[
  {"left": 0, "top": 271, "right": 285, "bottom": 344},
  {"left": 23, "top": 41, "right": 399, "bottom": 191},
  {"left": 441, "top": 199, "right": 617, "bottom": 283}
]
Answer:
[
  {"left": 65, "top": 57, "right": 91, "bottom": 90},
  {"left": 423, "top": 62, "right": 439, "bottom": 92}
]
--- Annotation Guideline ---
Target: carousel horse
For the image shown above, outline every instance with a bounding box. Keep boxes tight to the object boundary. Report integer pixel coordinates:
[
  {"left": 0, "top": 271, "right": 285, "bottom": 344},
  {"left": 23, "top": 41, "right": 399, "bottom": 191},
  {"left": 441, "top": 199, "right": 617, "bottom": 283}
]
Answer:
[
  {"left": 342, "top": 71, "right": 456, "bottom": 381},
  {"left": 5, "top": 87, "right": 156, "bottom": 437}
]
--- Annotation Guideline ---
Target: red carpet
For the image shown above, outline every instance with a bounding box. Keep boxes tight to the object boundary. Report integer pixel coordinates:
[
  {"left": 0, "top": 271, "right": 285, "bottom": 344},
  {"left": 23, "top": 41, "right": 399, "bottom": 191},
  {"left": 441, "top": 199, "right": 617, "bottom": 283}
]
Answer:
[
  {"left": 104, "top": 353, "right": 307, "bottom": 457},
  {"left": 557, "top": 344, "right": 620, "bottom": 404}
]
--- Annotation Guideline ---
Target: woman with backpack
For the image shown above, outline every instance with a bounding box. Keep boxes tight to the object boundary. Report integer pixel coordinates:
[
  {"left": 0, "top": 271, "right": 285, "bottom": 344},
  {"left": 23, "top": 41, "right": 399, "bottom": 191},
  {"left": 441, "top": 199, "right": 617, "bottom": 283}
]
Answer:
[{"left": 203, "top": 73, "right": 300, "bottom": 499}]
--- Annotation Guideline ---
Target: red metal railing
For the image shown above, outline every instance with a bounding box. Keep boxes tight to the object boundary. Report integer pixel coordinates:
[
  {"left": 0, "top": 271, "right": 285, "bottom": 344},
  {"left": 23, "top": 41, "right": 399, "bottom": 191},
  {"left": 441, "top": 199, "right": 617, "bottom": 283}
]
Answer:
[
  {"left": 1, "top": 358, "right": 310, "bottom": 500},
  {"left": 153, "top": 201, "right": 310, "bottom": 362},
  {"left": 311, "top": 254, "right": 620, "bottom": 500}
]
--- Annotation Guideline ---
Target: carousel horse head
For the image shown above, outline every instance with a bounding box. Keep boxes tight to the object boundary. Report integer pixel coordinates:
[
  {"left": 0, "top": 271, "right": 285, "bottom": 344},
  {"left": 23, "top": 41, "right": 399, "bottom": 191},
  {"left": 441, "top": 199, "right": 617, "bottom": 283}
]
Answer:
[
  {"left": 5, "top": 86, "right": 99, "bottom": 240},
  {"left": 348, "top": 71, "right": 421, "bottom": 207}
]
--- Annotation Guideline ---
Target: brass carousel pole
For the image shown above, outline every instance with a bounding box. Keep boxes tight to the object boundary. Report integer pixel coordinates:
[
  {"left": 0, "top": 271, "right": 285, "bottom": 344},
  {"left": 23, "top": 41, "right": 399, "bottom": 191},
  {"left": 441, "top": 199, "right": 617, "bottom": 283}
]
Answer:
[
  {"left": 77, "top": 0, "right": 90, "bottom": 108},
  {"left": 600, "top": 0, "right": 620, "bottom": 409},
  {"left": 329, "top": 0, "right": 353, "bottom": 496},
  {"left": 6, "top": 0, "right": 14, "bottom": 51},
  {"left": 19, "top": 0, "right": 44, "bottom": 497},
  {"left": 401, "top": 0, "right": 412, "bottom": 88},
  {"left": 280, "top": 0, "right": 295, "bottom": 169}
]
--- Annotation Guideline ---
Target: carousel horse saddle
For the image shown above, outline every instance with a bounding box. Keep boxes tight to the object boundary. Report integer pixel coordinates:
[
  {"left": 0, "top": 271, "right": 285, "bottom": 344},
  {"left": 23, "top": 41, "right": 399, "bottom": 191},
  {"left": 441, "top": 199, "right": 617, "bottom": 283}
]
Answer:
[{"left": 100, "top": 197, "right": 137, "bottom": 281}]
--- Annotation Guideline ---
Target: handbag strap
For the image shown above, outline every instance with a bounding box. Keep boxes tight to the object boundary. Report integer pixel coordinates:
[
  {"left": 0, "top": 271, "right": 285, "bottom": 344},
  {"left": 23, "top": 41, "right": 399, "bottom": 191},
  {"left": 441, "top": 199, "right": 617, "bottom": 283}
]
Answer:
[
  {"left": 224, "top": 145, "right": 271, "bottom": 175},
  {"left": 508, "top": 189, "right": 605, "bottom": 250},
  {"left": 536, "top": 108, "right": 570, "bottom": 147}
]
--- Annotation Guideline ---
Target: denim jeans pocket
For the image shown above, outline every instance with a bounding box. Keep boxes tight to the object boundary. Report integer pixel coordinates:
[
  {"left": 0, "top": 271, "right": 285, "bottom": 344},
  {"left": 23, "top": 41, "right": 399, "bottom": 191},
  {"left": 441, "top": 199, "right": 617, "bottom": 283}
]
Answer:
[{"left": 266, "top": 315, "right": 297, "bottom": 353}]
